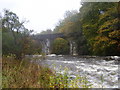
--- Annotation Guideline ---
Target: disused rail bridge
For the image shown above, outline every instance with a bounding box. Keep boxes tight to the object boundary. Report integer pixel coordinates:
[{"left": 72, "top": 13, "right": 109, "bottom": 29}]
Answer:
[{"left": 32, "top": 33, "right": 77, "bottom": 55}]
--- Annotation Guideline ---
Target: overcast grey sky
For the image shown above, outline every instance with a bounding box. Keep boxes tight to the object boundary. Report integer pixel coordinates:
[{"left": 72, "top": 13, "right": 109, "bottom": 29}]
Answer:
[{"left": 0, "top": 0, "right": 81, "bottom": 33}]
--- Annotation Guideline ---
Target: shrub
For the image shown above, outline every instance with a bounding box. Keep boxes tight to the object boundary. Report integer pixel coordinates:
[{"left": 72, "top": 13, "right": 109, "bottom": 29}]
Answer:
[{"left": 52, "top": 38, "right": 70, "bottom": 55}]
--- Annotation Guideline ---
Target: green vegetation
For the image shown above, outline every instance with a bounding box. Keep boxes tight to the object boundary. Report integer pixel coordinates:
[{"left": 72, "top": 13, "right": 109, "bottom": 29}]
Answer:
[
  {"left": 51, "top": 2, "right": 120, "bottom": 56},
  {"left": 49, "top": 72, "right": 92, "bottom": 88},
  {"left": 2, "top": 9, "right": 42, "bottom": 59},
  {"left": 52, "top": 38, "right": 70, "bottom": 55},
  {"left": 49, "top": 65, "right": 93, "bottom": 88},
  {"left": 2, "top": 57, "right": 52, "bottom": 88},
  {"left": 80, "top": 2, "right": 120, "bottom": 56}
]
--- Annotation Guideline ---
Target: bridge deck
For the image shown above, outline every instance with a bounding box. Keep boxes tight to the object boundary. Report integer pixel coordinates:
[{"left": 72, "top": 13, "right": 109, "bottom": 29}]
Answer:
[{"left": 33, "top": 33, "right": 64, "bottom": 40}]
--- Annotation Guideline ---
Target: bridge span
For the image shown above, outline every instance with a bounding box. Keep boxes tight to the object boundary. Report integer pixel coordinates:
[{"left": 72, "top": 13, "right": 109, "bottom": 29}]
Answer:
[{"left": 32, "top": 33, "right": 77, "bottom": 55}]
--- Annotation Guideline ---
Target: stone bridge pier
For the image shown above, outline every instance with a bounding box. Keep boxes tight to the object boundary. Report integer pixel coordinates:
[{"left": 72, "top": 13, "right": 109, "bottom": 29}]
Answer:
[
  {"left": 40, "top": 40, "right": 77, "bottom": 55},
  {"left": 69, "top": 41, "right": 77, "bottom": 55},
  {"left": 40, "top": 39, "right": 51, "bottom": 55}
]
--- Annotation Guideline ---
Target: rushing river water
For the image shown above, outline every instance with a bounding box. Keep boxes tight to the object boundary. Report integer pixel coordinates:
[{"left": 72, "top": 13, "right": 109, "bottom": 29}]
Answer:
[{"left": 29, "top": 55, "right": 119, "bottom": 88}]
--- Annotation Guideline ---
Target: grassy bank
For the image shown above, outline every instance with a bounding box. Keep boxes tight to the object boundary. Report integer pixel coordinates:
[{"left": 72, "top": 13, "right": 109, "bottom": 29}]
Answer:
[{"left": 2, "top": 57, "right": 52, "bottom": 88}]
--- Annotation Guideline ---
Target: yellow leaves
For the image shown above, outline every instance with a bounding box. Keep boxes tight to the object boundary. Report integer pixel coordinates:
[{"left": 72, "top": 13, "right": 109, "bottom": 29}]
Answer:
[
  {"left": 98, "top": 29, "right": 109, "bottom": 34},
  {"left": 109, "top": 40, "right": 117, "bottom": 45},
  {"left": 109, "top": 30, "right": 120, "bottom": 39},
  {"left": 93, "top": 33, "right": 119, "bottom": 55},
  {"left": 101, "top": 37, "right": 109, "bottom": 42},
  {"left": 98, "top": 18, "right": 119, "bottom": 33},
  {"left": 95, "top": 36, "right": 109, "bottom": 42},
  {"left": 95, "top": 35, "right": 118, "bottom": 46}
]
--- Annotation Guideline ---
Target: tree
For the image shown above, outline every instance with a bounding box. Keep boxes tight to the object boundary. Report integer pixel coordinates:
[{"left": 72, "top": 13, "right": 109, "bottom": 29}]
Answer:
[
  {"left": 53, "top": 10, "right": 89, "bottom": 55},
  {"left": 2, "top": 9, "right": 35, "bottom": 59},
  {"left": 52, "top": 38, "right": 69, "bottom": 55},
  {"left": 53, "top": 10, "right": 79, "bottom": 34},
  {"left": 40, "top": 29, "right": 53, "bottom": 34},
  {"left": 79, "top": 2, "right": 120, "bottom": 55},
  {"left": 93, "top": 3, "right": 120, "bottom": 55}
]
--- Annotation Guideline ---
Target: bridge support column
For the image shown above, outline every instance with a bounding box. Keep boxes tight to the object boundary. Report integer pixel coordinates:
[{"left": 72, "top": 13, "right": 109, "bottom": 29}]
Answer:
[
  {"left": 46, "top": 39, "right": 50, "bottom": 54},
  {"left": 41, "top": 39, "right": 50, "bottom": 55},
  {"left": 70, "top": 41, "right": 77, "bottom": 55}
]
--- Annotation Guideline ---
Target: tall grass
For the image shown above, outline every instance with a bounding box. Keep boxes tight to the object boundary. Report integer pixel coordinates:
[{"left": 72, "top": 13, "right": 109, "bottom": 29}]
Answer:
[{"left": 2, "top": 57, "right": 52, "bottom": 88}]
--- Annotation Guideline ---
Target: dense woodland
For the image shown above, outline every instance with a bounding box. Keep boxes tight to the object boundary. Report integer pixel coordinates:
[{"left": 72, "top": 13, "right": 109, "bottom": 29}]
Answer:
[
  {"left": 1, "top": 2, "right": 120, "bottom": 59},
  {"left": 40, "top": 2, "right": 120, "bottom": 56}
]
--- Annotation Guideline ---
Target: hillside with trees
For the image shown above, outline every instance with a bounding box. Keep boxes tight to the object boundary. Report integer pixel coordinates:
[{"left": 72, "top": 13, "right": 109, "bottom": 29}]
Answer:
[{"left": 52, "top": 2, "right": 120, "bottom": 56}]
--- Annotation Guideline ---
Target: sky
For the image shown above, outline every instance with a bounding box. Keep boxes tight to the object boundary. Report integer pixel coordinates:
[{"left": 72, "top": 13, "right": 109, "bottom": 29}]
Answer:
[{"left": 0, "top": 0, "right": 81, "bottom": 33}]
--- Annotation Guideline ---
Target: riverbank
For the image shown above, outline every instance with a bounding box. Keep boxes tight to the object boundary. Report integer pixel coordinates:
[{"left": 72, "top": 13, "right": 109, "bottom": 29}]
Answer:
[{"left": 2, "top": 57, "right": 52, "bottom": 88}]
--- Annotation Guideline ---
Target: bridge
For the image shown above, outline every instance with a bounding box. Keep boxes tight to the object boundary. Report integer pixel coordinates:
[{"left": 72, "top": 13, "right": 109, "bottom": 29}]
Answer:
[{"left": 32, "top": 33, "right": 77, "bottom": 55}]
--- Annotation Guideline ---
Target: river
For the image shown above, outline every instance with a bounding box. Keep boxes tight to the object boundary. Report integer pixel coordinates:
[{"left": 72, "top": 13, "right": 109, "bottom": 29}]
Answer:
[{"left": 29, "top": 55, "right": 119, "bottom": 88}]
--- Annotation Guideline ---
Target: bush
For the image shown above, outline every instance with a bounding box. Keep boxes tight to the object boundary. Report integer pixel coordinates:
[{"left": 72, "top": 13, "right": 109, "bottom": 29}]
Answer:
[{"left": 52, "top": 38, "right": 70, "bottom": 55}]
